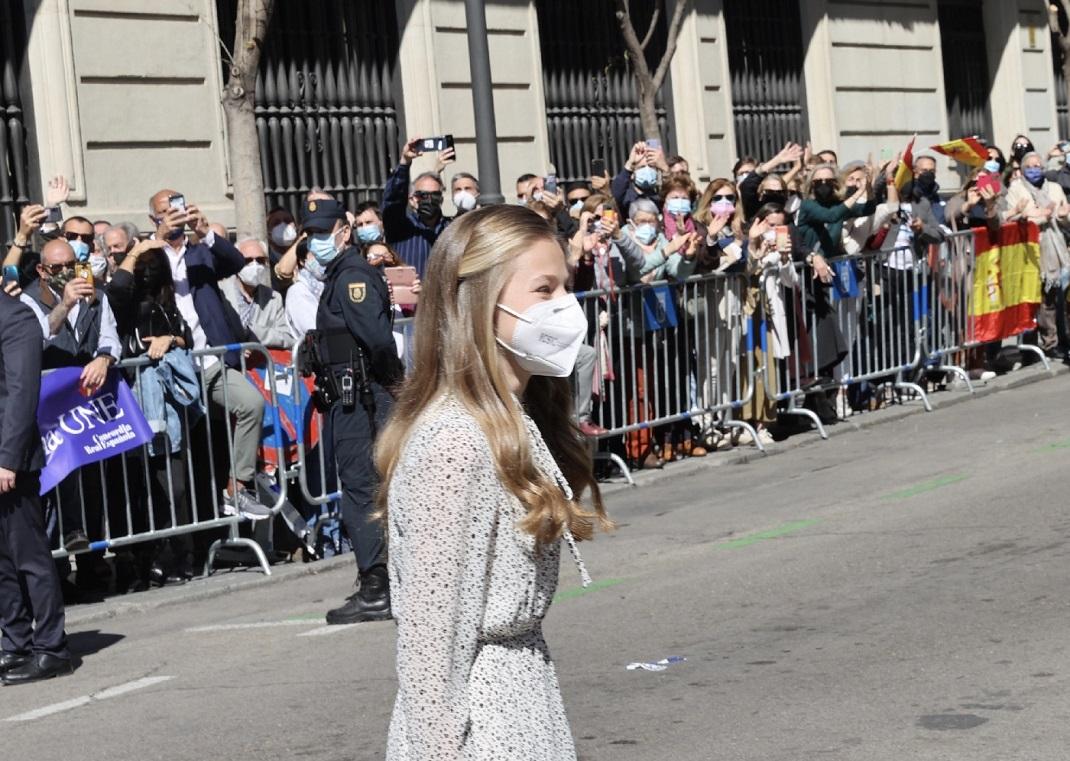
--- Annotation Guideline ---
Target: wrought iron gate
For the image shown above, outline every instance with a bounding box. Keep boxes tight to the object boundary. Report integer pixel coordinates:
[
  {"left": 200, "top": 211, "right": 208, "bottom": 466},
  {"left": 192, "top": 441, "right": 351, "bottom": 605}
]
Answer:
[
  {"left": 724, "top": 0, "right": 809, "bottom": 163},
  {"left": 938, "top": 0, "right": 992, "bottom": 143},
  {"left": 0, "top": 1, "right": 31, "bottom": 245},
  {"left": 1054, "top": 28, "right": 1069, "bottom": 141},
  {"left": 536, "top": 0, "right": 671, "bottom": 184},
  {"left": 217, "top": 0, "right": 400, "bottom": 217}
]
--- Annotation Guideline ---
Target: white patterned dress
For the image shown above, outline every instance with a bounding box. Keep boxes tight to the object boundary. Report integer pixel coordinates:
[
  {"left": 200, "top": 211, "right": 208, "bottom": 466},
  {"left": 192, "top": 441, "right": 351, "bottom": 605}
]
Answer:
[{"left": 385, "top": 395, "right": 590, "bottom": 761}]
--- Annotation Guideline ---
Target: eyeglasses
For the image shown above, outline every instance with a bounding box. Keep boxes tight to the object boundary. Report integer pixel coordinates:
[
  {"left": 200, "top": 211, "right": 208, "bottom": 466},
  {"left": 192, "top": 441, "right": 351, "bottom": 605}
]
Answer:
[
  {"left": 64, "top": 231, "right": 94, "bottom": 244},
  {"left": 711, "top": 194, "right": 736, "bottom": 202},
  {"left": 42, "top": 262, "right": 75, "bottom": 274}
]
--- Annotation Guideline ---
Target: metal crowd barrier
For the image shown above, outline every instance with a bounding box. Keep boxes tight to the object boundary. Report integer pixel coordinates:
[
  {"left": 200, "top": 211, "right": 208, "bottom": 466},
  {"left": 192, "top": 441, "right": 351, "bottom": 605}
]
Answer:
[
  {"left": 574, "top": 271, "right": 764, "bottom": 482},
  {"left": 47, "top": 342, "right": 292, "bottom": 576}
]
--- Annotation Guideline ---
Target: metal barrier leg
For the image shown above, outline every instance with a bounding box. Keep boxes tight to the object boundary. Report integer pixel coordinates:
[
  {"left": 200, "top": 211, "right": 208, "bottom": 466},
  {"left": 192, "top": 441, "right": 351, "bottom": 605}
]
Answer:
[
  {"left": 893, "top": 375, "right": 933, "bottom": 412},
  {"left": 722, "top": 419, "right": 767, "bottom": 454},
  {"left": 1018, "top": 343, "right": 1053, "bottom": 372},
  {"left": 783, "top": 398, "right": 828, "bottom": 440},
  {"left": 594, "top": 452, "right": 636, "bottom": 487},
  {"left": 937, "top": 364, "right": 974, "bottom": 394},
  {"left": 204, "top": 523, "right": 272, "bottom": 577}
]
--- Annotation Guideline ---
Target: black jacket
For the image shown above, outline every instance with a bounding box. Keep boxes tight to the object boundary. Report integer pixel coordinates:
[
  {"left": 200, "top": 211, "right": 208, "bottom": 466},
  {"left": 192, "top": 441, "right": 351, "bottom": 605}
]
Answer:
[{"left": 0, "top": 291, "right": 44, "bottom": 473}]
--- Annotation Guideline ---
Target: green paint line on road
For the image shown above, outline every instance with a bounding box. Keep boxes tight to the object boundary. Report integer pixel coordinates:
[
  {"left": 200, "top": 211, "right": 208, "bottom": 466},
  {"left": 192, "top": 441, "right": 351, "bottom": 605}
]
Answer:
[
  {"left": 1035, "top": 438, "right": 1070, "bottom": 452},
  {"left": 882, "top": 474, "right": 968, "bottom": 500},
  {"left": 554, "top": 577, "right": 625, "bottom": 602},
  {"left": 716, "top": 519, "right": 821, "bottom": 550}
]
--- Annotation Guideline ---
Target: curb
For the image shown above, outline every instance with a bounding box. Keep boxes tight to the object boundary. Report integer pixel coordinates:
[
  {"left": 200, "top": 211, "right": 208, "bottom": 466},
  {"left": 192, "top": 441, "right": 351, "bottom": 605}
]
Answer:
[
  {"left": 599, "top": 362, "right": 1069, "bottom": 495},
  {"left": 66, "top": 553, "right": 356, "bottom": 627}
]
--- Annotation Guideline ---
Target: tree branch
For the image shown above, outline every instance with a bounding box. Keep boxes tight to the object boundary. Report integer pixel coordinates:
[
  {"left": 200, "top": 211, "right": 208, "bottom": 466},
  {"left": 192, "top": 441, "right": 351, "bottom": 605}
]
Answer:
[
  {"left": 651, "top": 0, "right": 690, "bottom": 92},
  {"left": 614, "top": 0, "right": 654, "bottom": 83},
  {"left": 640, "top": 5, "right": 661, "bottom": 51}
]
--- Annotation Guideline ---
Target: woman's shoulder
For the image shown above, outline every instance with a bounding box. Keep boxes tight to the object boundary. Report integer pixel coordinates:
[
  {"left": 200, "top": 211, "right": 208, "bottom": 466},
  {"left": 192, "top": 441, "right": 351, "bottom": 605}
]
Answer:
[{"left": 400, "top": 395, "right": 491, "bottom": 463}]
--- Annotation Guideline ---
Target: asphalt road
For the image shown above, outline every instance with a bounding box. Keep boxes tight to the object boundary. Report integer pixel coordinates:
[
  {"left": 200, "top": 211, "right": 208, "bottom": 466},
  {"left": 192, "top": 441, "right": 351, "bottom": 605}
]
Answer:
[{"left": 3, "top": 374, "right": 1070, "bottom": 761}]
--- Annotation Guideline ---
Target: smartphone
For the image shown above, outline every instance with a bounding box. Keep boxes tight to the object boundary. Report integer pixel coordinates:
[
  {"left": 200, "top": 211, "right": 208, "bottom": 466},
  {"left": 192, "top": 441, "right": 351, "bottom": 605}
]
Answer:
[
  {"left": 74, "top": 261, "right": 94, "bottom": 287},
  {"left": 1060, "top": 141, "right": 1070, "bottom": 154},
  {"left": 591, "top": 158, "right": 606, "bottom": 178},
  {"left": 168, "top": 194, "right": 186, "bottom": 212},
  {"left": 2, "top": 264, "right": 19, "bottom": 288},
  {"left": 44, "top": 206, "right": 62, "bottom": 224},
  {"left": 384, "top": 265, "right": 418, "bottom": 304},
  {"left": 775, "top": 225, "right": 790, "bottom": 250},
  {"left": 976, "top": 173, "right": 1002, "bottom": 195},
  {"left": 544, "top": 174, "right": 558, "bottom": 194},
  {"left": 602, "top": 209, "right": 618, "bottom": 229},
  {"left": 646, "top": 138, "right": 662, "bottom": 152},
  {"left": 419, "top": 135, "right": 454, "bottom": 153}
]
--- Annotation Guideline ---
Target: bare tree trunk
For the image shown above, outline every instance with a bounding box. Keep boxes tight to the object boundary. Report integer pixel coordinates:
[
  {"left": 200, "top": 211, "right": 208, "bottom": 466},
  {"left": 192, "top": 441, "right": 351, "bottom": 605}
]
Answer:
[
  {"left": 615, "top": 0, "right": 691, "bottom": 141},
  {"left": 222, "top": 0, "right": 274, "bottom": 240}
]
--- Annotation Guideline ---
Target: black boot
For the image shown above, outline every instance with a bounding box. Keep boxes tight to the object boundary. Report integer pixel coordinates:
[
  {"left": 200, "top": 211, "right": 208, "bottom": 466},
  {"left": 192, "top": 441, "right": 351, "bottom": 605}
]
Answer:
[{"left": 325, "top": 565, "right": 391, "bottom": 625}]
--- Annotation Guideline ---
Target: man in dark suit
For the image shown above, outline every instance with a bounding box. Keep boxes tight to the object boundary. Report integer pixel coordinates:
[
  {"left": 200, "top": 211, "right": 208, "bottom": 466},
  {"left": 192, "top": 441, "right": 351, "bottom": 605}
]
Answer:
[{"left": 0, "top": 289, "right": 73, "bottom": 684}]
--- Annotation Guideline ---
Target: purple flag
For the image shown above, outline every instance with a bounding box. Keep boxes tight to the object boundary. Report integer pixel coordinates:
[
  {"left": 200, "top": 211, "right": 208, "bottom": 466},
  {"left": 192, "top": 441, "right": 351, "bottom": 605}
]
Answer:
[{"left": 37, "top": 368, "right": 153, "bottom": 495}]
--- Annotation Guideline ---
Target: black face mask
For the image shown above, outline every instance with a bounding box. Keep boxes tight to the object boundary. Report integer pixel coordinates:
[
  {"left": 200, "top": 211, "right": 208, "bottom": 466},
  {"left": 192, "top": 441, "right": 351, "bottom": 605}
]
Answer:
[
  {"left": 416, "top": 195, "right": 443, "bottom": 224},
  {"left": 914, "top": 171, "right": 938, "bottom": 198},
  {"left": 760, "top": 190, "right": 787, "bottom": 207},
  {"left": 813, "top": 183, "right": 837, "bottom": 204}
]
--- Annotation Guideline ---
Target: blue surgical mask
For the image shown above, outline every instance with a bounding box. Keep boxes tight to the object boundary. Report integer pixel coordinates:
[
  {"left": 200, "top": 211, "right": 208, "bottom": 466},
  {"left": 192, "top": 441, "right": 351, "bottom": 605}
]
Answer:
[
  {"left": 665, "top": 198, "right": 691, "bottom": 216},
  {"left": 70, "top": 239, "right": 90, "bottom": 261},
  {"left": 634, "top": 166, "right": 659, "bottom": 190},
  {"left": 308, "top": 230, "right": 341, "bottom": 265},
  {"left": 634, "top": 223, "right": 658, "bottom": 245},
  {"left": 983, "top": 159, "right": 1001, "bottom": 174},
  {"left": 1023, "top": 167, "right": 1045, "bottom": 187},
  {"left": 304, "top": 256, "right": 327, "bottom": 282},
  {"left": 356, "top": 224, "right": 382, "bottom": 244}
]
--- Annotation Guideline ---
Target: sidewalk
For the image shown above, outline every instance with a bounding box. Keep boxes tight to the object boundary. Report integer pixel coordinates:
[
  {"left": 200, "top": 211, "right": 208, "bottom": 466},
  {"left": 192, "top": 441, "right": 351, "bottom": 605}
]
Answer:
[{"left": 66, "top": 360, "right": 1068, "bottom": 626}]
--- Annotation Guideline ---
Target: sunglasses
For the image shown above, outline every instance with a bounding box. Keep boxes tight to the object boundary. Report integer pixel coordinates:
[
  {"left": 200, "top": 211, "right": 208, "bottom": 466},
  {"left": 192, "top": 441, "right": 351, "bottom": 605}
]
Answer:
[
  {"left": 42, "top": 262, "right": 75, "bottom": 274},
  {"left": 64, "top": 231, "right": 94, "bottom": 244},
  {"left": 413, "top": 191, "right": 443, "bottom": 201},
  {"left": 711, "top": 194, "right": 736, "bottom": 202},
  {"left": 812, "top": 179, "right": 837, "bottom": 187},
  {"left": 247, "top": 256, "right": 267, "bottom": 265}
]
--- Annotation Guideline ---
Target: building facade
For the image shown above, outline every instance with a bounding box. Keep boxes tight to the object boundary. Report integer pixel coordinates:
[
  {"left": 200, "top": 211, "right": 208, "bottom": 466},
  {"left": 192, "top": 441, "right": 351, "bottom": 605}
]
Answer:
[{"left": 1, "top": 0, "right": 1063, "bottom": 242}]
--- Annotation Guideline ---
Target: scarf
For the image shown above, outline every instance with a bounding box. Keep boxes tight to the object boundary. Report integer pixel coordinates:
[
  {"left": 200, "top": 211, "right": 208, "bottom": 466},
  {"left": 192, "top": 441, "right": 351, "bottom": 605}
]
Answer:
[{"left": 1021, "top": 180, "right": 1070, "bottom": 288}]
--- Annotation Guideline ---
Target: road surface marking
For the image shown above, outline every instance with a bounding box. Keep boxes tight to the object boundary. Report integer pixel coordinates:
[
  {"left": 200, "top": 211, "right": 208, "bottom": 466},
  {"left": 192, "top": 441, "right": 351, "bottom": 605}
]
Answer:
[
  {"left": 554, "top": 577, "right": 625, "bottom": 602},
  {"left": 186, "top": 619, "right": 322, "bottom": 633},
  {"left": 1035, "top": 438, "right": 1070, "bottom": 452},
  {"left": 4, "top": 676, "right": 173, "bottom": 722},
  {"left": 882, "top": 474, "right": 968, "bottom": 500},
  {"left": 717, "top": 519, "right": 821, "bottom": 550}
]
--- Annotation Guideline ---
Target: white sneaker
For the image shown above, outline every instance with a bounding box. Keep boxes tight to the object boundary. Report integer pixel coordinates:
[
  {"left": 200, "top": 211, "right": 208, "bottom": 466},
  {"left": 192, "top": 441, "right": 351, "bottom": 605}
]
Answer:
[
  {"left": 979, "top": 370, "right": 996, "bottom": 382},
  {"left": 222, "top": 489, "right": 273, "bottom": 521}
]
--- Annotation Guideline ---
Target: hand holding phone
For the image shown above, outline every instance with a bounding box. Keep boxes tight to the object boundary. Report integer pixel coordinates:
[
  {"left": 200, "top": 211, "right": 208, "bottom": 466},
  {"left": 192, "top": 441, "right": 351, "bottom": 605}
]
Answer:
[
  {"left": 2, "top": 264, "right": 20, "bottom": 289},
  {"left": 419, "top": 135, "right": 454, "bottom": 153},
  {"left": 590, "top": 158, "right": 606, "bottom": 178},
  {"left": 384, "top": 265, "right": 419, "bottom": 304}
]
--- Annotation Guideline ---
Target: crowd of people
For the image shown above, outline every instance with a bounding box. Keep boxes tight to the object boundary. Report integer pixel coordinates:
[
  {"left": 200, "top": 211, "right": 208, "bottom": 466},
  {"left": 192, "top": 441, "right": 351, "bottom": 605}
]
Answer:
[{"left": 0, "top": 129, "right": 1065, "bottom": 601}]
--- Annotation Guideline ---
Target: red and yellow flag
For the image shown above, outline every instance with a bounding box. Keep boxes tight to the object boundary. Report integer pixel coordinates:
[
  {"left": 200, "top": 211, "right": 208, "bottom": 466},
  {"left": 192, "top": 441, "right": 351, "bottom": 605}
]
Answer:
[
  {"left": 931, "top": 136, "right": 988, "bottom": 167},
  {"left": 969, "top": 221, "right": 1042, "bottom": 342},
  {"left": 894, "top": 135, "right": 916, "bottom": 192}
]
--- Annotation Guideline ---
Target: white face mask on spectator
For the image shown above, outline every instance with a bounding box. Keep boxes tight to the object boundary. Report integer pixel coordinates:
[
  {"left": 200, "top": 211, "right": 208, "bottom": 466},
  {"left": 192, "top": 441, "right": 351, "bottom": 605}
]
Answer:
[
  {"left": 270, "top": 222, "right": 297, "bottom": 247},
  {"left": 453, "top": 190, "right": 477, "bottom": 212},
  {"left": 239, "top": 261, "right": 265, "bottom": 286},
  {"left": 89, "top": 254, "right": 108, "bottom": 279}
]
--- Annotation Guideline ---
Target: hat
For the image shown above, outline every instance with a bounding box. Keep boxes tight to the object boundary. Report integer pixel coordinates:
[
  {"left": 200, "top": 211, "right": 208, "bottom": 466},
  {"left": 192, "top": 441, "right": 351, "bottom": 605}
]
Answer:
[{"left": 300, "top": 198, "right": 347, "bottom": 232}]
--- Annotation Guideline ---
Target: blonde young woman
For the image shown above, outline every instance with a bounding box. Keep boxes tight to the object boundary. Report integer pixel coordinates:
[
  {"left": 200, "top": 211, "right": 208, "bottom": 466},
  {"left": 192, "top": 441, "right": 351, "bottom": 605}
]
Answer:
[{"left": 376, "top": 205, "right": 612, "bottom": 760}]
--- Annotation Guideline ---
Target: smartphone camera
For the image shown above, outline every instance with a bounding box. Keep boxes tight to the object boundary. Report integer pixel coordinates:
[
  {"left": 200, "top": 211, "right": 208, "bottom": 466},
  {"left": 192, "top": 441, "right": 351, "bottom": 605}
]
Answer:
[
  {"left": 44, "top": 206, "right": 63, "bottom": 225},
  {"left": 2, "top": 264, "right": 19, "bottom": 288},
  {"left": 544, "top": 174, "right": 558, "bottom": 194},
  {"left": 419, "top": 135, "right": 454, "bottom": 153},
  {"left": 168, "top": 194, "right": 186, "bottom": 212}
]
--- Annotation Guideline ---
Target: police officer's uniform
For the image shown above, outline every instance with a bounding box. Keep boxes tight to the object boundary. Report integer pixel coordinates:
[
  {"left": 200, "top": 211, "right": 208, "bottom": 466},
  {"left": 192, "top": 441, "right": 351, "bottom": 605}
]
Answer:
[
  {"left": 300, "top": 199, "right": 403, "bottom": 624},
  {"left": 0, "top": 291, "right": 72, "bottom": 683}
]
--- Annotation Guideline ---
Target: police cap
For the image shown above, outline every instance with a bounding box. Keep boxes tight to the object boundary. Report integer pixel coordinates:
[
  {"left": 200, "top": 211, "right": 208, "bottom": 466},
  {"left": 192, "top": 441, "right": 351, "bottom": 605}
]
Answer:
[{"left": 300, "top": 198, "right": 347, "bottom": 233}]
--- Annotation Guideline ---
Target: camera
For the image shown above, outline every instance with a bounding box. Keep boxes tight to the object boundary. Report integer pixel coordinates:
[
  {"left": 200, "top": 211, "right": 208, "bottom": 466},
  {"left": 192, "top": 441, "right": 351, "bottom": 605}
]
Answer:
[
  {"left": 44, "top": 206, "right": 63, "bottom": 224},
  {"left": 168, "top": 194, "right": 186, "bottom": 212},
  {"left": 419, "top": 135, "right": 454, "bottom": 152}
]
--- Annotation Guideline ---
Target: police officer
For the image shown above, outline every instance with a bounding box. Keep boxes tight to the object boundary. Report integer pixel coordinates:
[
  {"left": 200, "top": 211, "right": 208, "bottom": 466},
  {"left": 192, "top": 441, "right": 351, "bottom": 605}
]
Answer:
[
  {"left": 0, "top": 288, "right": 73, "bottom": 684},
  {"left": 301, "top": 198, "right": 403, "bottom": 624}
]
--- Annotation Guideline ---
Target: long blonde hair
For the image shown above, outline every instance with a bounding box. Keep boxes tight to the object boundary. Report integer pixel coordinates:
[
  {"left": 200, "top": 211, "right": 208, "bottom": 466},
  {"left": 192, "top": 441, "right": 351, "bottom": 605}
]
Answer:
[{"left": 374, "top": 205, "right": 611, "bottom": 545}]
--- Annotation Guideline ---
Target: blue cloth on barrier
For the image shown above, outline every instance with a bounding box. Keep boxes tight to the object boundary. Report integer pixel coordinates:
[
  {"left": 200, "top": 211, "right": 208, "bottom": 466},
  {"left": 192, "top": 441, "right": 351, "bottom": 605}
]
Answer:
[
  {"left": 831, "top": 259, "right": 860, "bottom": 300},
  {"left": 131, "top": 349, "right": 203, "bottom": 455}
]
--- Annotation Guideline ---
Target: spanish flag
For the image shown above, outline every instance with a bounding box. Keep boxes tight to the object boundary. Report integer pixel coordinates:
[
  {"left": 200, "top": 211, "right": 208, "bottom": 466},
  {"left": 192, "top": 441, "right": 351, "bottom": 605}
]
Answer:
[
  {"left": 969, "top": 221, "right": 1042, "bottom": 342},
  {"left": 893, "top": 135, "right": 916, "bottom": 192},
  {"left": 931, "top": 136, "right": 988, "bottom": 167}
]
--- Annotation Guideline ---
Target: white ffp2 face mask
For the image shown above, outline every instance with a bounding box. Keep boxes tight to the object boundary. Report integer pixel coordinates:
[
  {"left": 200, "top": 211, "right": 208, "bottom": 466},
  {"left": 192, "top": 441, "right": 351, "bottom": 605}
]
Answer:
[
  {"left": 238, "top": 261, "right": 265, "bottom": 286},
  {"left": 496, "top": 293, "right": 588, "bottom": 377}
]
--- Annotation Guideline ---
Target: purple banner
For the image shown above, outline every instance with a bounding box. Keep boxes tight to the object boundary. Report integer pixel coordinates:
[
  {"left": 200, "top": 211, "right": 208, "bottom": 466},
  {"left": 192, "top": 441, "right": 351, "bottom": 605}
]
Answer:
[{"left": 37, "top": 367, "right": 153, "bottom": 495}]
